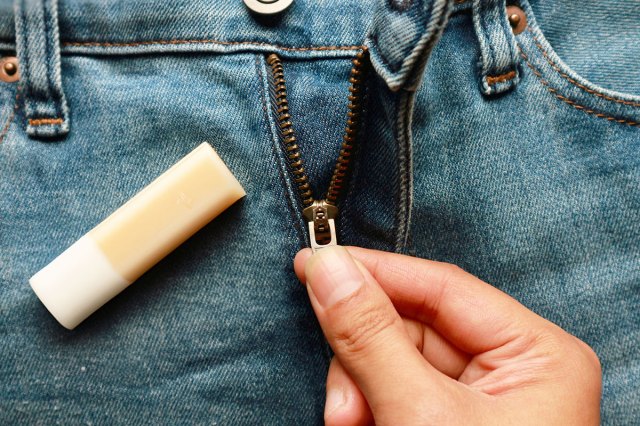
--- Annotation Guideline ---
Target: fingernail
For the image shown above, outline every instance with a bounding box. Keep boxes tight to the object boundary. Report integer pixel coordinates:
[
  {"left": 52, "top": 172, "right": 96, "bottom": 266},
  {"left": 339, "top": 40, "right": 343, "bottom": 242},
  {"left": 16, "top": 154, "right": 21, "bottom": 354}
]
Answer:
[
  {"left": 305, "top": 246, "right": 364, "bottom": 308},
  {"left": 325, "top": 387, "right": 347, "bottom": 419}
]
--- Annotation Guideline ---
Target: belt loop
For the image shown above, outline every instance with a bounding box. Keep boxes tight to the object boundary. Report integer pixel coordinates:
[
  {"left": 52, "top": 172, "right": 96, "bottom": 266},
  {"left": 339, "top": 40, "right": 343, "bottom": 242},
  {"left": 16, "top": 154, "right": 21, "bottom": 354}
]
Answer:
[
  {"left": 14, "top": 0, "right": 70, "bottom": 138},
  {"left": 366, "top": 0, "right": 453, "bottom": 92},
  {"left": 472, "top": 0, "right": 520, "bottom": 96}
]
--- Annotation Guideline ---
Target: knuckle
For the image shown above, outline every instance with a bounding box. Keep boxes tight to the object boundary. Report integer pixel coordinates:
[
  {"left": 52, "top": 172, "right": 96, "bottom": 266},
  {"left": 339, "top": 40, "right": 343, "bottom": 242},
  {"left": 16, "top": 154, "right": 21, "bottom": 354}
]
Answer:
[
  {"left": 574, "top": 337, "right": 602, "bottom": 375},
  {"left": 438, "top": 262, "right": 470, "bottom": 286},
  {"left": 565, "top": 337, "right": 603, "bottom": 399},
  {"left": 331, "top": 294, "right": 399, "bottom": 358},
  {"left": 443, "top": 262, "right": 465, "bottom": 276},
  {"left": 534, "top": 328, "right": 566, "bottom": 354},
  {"left": 544, "top": 329, "right": 602, "bottom": 389}
]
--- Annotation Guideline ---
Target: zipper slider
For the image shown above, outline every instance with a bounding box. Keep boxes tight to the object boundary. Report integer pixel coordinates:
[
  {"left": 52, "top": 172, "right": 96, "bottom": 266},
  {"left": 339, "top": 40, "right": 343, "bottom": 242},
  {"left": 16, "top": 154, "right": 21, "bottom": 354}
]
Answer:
[
  {"left": 302, "top": 200, "right": 338, "bottom": 253},
  {"left": 266, "top": 50, "right": 369, "bottom": 253}
]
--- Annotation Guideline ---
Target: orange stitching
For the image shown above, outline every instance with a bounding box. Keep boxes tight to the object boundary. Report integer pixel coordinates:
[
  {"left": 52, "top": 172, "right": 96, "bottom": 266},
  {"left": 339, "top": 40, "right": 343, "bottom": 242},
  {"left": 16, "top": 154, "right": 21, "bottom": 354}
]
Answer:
[
  {"left": 520, "top": 51, "right": 639, "bottom": 127},
  {"left": 62, "top": 39, "right": 364, "bottom": 52},
  {"left": 486, "top": 70, "right": 517, "bottom": 85},
  {"left": 528, "top": 29, "right": 640, "bottom": 108},
  {"left": 0, "top": 86, "right": 20, "bottom": 144},
  {"left": 29, "top": 117, "right": 64, "bottom": 126}
]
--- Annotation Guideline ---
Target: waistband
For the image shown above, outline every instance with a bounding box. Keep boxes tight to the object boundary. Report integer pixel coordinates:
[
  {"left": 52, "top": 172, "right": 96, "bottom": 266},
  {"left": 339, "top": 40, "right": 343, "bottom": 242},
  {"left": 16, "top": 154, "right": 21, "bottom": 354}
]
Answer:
[
  {"left": 0, "top": 0, "right": 375, "bottom": 53},
  {"left": 2, "top": 0, "right": 524, "bottom": 140},
  {"left": 0, "top": 1, "right": 474, "bottom": 60}
]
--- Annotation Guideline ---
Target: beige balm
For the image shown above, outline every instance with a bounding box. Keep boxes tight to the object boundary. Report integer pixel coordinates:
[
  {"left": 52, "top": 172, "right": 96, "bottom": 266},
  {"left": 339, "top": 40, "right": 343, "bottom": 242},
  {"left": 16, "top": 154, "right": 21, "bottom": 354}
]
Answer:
[{"left": 29, "top": 142, "right": 246, "bottom": 330}]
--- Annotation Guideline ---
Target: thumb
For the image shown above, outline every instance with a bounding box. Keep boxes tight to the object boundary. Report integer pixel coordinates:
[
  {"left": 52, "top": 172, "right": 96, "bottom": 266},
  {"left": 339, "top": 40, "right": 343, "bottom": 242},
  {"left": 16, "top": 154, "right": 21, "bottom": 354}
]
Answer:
[{"left": 301, "top": 246, "right": 451, "bottom": 415}]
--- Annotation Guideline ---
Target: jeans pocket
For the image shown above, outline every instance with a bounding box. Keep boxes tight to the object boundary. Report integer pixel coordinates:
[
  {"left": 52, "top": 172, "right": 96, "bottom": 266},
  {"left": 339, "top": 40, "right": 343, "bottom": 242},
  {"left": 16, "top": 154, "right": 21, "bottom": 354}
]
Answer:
[{"left": 516, "top": 0, "right": 640, "bottom": 128}]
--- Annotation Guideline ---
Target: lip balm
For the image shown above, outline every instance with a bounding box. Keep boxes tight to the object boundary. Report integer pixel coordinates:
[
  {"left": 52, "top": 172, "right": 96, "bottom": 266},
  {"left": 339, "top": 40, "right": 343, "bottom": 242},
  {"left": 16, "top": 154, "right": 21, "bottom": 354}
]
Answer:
[{"left": 29, "top": 142, "right": 246, "bottom": 330}]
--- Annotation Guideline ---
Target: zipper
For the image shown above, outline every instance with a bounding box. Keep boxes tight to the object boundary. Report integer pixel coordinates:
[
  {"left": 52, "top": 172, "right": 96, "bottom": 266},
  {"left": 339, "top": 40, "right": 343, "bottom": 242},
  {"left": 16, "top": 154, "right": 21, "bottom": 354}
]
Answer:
[{"left": 266, "top": 49, "right": 369, "bottom": 252}]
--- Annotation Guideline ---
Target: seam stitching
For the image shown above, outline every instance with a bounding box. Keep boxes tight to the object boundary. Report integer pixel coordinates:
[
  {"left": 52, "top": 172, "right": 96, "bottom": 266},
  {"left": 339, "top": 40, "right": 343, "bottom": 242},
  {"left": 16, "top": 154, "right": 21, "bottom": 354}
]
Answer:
[
  {"left": 63, "top": 39, "right": 365, "bottom": 52},
  {"left": 520, "top": 51, "right": 639, "bottom": 128},
  {"left": 42, "top": 0, "right": 59, "bottom": 121},
  {"left": 394, "top": 91, "right": 413, "bottom": 253},
  {"left": 528, "top": 29, "right": 640, "bottom": 108},
  {"left": 0, "top": 86, "right": 20, "bottom": 144},
  {"left": 28, "top": 117, "right": 64, "bottom": 126},
  {"left": 19, "top": 2, "right": 32, "bottom": 128},
  {"left": 486, "top": 70, "right": 517, "bottom": 85}
]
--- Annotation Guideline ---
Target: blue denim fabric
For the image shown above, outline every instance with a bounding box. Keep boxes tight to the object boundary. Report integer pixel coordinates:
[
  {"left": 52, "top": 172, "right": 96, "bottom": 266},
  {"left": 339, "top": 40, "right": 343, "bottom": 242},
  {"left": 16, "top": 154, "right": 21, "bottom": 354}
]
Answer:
[
  {"left": 0, "top": 0, "right": 639, "bottom": 424},
  {"left": 530, "top": 0, "right": 640, "bottom": 97},
  {"left": 15, "top": 0, "right": 69, "bottom": 137},
  {"left": 367, "top": 0, "right": 450, "bottom": 91},
  {"left": 471, "top": 0, "right": 520, "bottom": 95}
]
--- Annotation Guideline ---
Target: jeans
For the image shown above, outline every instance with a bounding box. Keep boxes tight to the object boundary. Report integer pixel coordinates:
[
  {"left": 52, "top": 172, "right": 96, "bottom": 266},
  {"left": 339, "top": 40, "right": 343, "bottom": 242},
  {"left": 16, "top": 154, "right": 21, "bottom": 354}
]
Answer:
[{"left": 0, "top": 0, "right": 638, "bottom": 424}]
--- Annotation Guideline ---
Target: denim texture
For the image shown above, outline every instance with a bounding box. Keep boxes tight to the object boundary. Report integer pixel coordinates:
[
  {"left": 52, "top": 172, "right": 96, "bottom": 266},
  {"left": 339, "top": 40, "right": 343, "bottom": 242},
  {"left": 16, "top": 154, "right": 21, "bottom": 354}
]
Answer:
[
  {"left": 530, "top": 0, "right": 640, "bottom": 97},
  {"left": 471, "top": 0, "right": 520, "bottom": 95},
  {"left": 15, "top": 0, "right": 69, "bottom": 137},
  {"left": 0, "top": 0, "right": 639, "bottom": 424},
  {"left": 367, "top": 0, "right": 451, "bottom": 91}
]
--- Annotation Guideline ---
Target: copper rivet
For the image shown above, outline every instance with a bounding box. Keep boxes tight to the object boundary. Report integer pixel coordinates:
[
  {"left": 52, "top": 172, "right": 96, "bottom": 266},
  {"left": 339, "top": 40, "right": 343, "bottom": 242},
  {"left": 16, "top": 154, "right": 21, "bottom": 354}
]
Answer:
[
  {"left": 0, "top": 56, "right": 19, "bottom": 83},
  {"left": 4, "top": 62, "right": 16, "bottom": 76},
  {"left": 506, "top": 5, "right": 526, "bottom": 35},
  {"left": 508, "top": 13, "right": 520, "bottom": 28}
]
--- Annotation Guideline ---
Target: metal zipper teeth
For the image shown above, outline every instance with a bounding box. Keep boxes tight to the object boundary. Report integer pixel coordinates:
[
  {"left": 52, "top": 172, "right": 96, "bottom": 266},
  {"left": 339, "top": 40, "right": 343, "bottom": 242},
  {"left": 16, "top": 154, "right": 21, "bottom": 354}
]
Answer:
[
  {"left": 266, "top": 48, "right": 369, "bottom": 208},
  {"left": 325, "top": 48, "right": 369, "bottom": 206},
  {"left": 266, "top": 53, "right": 314, "bottom": 208}
]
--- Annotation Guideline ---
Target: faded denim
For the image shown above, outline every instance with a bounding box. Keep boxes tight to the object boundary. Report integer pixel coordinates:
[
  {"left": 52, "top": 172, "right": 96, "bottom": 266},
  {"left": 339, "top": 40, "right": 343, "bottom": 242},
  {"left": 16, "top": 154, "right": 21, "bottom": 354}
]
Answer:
[{"left": 0, "top": 0, "right": 638, "bottom": 424}]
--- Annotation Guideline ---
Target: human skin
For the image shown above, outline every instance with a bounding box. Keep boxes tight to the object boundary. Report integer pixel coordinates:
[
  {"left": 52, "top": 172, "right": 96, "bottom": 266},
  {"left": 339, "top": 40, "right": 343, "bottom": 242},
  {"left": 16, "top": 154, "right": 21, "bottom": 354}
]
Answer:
[{"left": 293, "top": 246, "right": 602, "bottom": 426}]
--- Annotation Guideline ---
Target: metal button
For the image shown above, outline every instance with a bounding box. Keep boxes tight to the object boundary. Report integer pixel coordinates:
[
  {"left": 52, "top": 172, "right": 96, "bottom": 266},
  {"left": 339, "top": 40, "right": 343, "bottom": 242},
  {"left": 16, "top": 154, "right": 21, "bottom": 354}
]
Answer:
[
  {"left": 244, "top": 0, "right": 293, "bottom": 15},
  {"left": 0, "top": 56, "right": 19, "bottom": 83},
  {"left": 507, "top": 5, "right": 526, "bottom": 35}
]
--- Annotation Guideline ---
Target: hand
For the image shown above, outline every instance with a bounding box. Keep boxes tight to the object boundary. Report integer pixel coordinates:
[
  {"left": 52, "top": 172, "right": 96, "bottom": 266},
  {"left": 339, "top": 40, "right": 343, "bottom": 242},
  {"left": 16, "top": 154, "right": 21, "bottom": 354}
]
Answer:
[{"left": 294, "top": 246, "right": 601, "bottom": 425}]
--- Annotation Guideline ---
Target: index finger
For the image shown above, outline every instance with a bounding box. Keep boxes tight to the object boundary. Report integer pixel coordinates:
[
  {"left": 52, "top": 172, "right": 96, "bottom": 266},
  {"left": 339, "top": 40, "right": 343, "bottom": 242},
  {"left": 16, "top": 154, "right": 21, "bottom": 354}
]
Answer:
[{"left": 294, "top": 247, "right": 546, "bottom": 355}]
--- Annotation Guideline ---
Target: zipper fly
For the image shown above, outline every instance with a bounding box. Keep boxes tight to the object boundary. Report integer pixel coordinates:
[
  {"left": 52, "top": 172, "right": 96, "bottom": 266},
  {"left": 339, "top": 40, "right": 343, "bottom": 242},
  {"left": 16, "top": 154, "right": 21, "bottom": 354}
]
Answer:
[{"left": 266, "top": 49, "right": 369, "bottom": 252}]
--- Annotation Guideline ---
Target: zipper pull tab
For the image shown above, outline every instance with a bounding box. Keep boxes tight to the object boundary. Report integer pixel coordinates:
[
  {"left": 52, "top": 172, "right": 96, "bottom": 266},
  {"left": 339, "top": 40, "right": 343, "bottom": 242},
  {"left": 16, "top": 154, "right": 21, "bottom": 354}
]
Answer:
[{"left": 302, "top": 200, "right": 338, "bottom": 253}]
